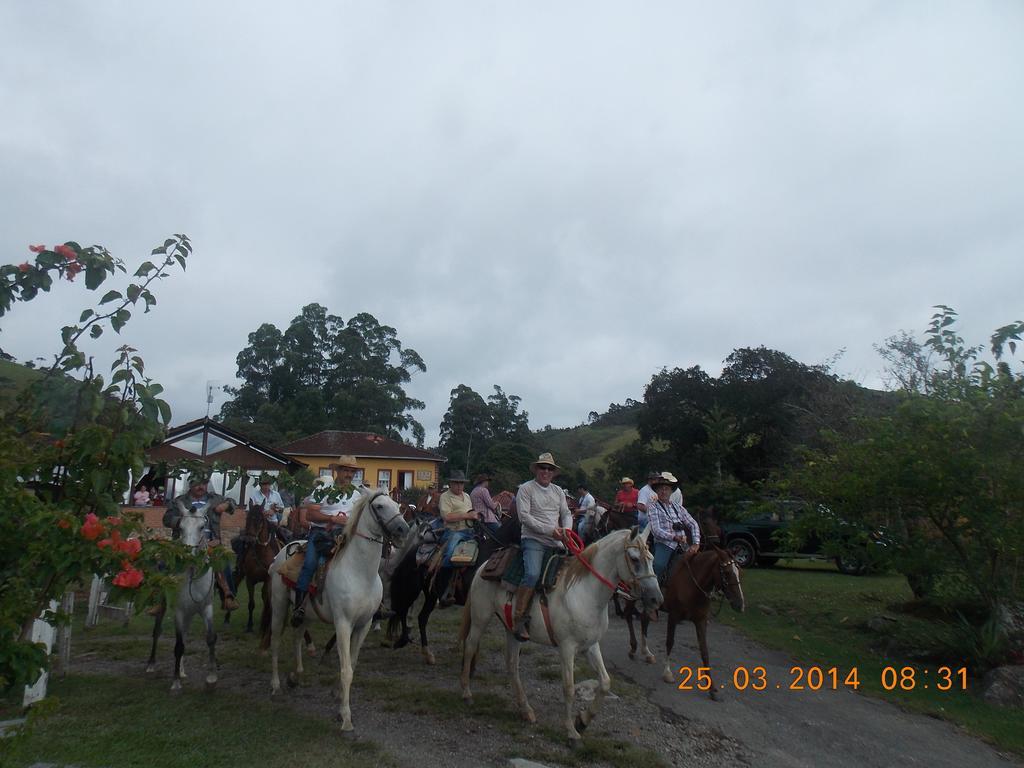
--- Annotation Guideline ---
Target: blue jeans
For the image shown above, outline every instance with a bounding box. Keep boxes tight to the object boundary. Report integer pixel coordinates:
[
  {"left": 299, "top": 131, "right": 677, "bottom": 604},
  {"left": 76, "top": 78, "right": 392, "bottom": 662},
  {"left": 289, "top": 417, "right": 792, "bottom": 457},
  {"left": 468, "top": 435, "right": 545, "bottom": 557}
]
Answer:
[
  {"left": 577, "top": 515, "right": 592, "bottom": 542},
  {"left": 520, "top": 538, "right": 551, "bottom": 588},
  {"left": 297, "top": 528, "right": 333, "bottom": 593},
  {"left": 441, "top": 529, "right": 474, "bottom": 567},
  {"left": 653, "top": 542, "right": 678, "bottom": 580}
]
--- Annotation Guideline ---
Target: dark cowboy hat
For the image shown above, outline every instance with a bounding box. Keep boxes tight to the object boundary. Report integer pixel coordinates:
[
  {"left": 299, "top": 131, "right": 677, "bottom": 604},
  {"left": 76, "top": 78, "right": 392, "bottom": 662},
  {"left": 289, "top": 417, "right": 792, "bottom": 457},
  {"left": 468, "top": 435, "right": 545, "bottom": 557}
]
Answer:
[
  {"left": 447, "top": 470, "right": 469, "bottom": 483},
  {"left": 473, "top": 472, "right": 492, "bottom": 484},
  {"left": 257, "top": 472, "right": 275, "bottom": 485}
]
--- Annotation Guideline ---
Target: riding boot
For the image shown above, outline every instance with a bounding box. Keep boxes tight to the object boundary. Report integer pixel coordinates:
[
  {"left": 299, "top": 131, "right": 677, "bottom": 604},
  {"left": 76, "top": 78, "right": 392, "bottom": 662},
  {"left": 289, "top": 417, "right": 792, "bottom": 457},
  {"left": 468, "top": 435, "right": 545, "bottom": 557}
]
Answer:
[
  {"left": 512, "top": 586, "right": 534, "bottom": 642},
  {"left": 216, "top": 571, "right": 239, "bottom": 611},
  {"left": 291, "top": 588, "right": 307, "bottom": 627}
]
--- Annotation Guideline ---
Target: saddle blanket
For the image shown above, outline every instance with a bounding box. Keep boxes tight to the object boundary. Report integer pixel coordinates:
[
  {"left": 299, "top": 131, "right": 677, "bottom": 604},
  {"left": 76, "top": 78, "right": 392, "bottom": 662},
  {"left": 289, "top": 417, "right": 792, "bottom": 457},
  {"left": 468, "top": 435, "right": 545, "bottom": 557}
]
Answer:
[{"left": 500, "top": 550, "right": 565, "bottom": 593}]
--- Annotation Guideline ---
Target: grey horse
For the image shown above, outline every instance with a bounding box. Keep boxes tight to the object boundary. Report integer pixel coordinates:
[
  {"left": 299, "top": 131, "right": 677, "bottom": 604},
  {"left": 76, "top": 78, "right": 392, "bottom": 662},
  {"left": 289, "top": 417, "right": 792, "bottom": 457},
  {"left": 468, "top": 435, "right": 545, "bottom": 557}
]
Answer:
[{"left": 145, "top": 499, "right": 220, "bottom": 691}]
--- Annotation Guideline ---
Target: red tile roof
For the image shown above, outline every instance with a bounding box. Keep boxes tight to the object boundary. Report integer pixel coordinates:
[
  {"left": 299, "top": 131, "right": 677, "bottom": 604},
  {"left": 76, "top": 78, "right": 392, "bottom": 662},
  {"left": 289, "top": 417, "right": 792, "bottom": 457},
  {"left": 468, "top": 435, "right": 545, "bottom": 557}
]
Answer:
[{"left": 279, "top": 430, "right": 445, "bottom": 462}]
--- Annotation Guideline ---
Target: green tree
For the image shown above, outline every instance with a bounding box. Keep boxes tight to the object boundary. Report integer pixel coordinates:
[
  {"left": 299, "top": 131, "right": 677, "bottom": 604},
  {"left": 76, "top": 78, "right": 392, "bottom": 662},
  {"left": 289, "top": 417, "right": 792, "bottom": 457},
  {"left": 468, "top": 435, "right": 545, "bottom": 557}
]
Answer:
[
  {"left": 219, "top": 305, "right": 426, "bottom": 446},
  {"left": 437, "top": 384, "right": 532, "bottom": 484},
  {"left": 791, "top": 308, "right": 1024, "bottom": 620}
]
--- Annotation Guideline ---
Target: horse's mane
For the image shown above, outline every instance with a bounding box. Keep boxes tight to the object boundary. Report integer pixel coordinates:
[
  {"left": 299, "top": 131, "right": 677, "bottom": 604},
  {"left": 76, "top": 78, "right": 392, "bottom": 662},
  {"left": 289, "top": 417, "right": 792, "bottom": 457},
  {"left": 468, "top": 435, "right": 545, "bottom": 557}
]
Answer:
[
  {"left": 341, "top": 485, "right": 378, "bottom": 538},
  {"left": 562, "top": 529, "right": 631, "bottom": 590}
]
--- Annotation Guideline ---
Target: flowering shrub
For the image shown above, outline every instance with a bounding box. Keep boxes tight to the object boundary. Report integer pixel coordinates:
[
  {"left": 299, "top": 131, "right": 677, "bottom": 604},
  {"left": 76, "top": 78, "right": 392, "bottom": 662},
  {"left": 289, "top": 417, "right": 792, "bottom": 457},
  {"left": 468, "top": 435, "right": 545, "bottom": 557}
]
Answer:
[{"left": 0, "top": 235, "right": 213, "bottom": 692}]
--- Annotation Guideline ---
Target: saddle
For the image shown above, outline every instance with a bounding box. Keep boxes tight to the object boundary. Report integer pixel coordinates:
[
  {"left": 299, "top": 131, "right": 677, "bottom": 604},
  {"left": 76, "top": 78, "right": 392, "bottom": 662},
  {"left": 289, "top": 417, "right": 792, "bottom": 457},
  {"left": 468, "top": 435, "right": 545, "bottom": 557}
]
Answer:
[
  {"left": 500, "top": 550, "right": 565, "bottom": 593},
  {"left": 277, "top": 536, "right": 344, "bottom": 595},
  {"left": 480, "top": 545, "right": 519, "bottom": 582}
]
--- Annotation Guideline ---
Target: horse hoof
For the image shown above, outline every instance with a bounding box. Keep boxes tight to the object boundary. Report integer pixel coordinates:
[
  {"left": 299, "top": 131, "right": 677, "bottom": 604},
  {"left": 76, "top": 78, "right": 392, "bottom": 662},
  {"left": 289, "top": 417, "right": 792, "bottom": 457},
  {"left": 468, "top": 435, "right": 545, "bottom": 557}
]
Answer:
[
  {"left": 628, "top": 649, "right": 636, "bottom": 660},
  {"left": 462, "top": 693, "right": 473, "bottom": 705},
  {"left": 170, "top": 683, "right": 182, "bottom": 695},
  {"left": 644, "top": 653, "right": 656, "bottom": 665},
  {"left": 523, "top": 709, "right": 537, "bottom": 724},
  {"left": 145, "top": 664, "right": 155, "bottom": 674},
  {"left": 270, "top": 687, "right": 281, "bottom": 697},
  {"left": 205, "top": 675, "right": 218, "bottom": 690},
  {"left": 423, "top": 649, "right": 436, "bottom": 666},
  {"left": 574, "top": 714, "right": 589, "bottom": 733},
  {"left": 662, "top": 669, "right": 675, "bottom": 685},
  {"left": 286, "top": 673, "right": 298, "bottom": 689}
]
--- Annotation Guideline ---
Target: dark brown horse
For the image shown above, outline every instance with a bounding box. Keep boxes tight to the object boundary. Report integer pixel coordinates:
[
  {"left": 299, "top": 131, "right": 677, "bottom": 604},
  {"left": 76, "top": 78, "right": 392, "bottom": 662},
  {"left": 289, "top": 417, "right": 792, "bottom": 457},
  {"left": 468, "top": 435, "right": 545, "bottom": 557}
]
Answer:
[
  {"left": 624, "top": 545, "right": 744, "bottom": 698},
  {"left": 231, "top": 502, "right": 281, "bottom": 635}
]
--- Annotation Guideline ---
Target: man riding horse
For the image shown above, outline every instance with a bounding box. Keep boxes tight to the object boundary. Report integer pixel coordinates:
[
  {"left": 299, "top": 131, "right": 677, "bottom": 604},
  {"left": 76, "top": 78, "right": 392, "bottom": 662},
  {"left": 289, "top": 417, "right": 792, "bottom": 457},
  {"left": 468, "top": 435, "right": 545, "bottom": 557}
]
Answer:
[
  {"left": 646, "top": 471, "right": 700, "bottom": 582},
  {"left": 512, "top": 452, "right": 572, "bottom": 642},
  {"left": 433, "top": 470, "right": 476, "bottom": 607},
  {"left": 291, "top": 455, "right": 361, "bottom": 626},
  {"left": 233, "top": 472, "right": 291, "bottom": 568},
  {"left": 162, "top": 475, "right": 239, "bottom": 611}
]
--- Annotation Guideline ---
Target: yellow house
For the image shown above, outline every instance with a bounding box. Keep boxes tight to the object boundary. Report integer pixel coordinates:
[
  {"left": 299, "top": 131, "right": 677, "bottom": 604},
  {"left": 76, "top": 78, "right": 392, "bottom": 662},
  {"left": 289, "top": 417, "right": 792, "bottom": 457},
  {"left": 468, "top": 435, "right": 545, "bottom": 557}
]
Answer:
[{"left": 278, "top": 430, "right": 445, "bottom": 491}]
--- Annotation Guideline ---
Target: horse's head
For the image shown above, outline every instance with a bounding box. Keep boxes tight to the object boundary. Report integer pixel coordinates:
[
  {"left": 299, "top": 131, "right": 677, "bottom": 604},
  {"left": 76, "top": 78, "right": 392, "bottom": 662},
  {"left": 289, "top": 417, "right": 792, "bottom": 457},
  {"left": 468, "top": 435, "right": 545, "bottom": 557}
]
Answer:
[
  {"left": 177, "top": 500, "right": 208, "bottom": 550},
  {"left": 622, "top": 526, "right": 662, "bottom": 620},
  {"left": 245, "top": 501, "right": 268, "bottom": 535},
  {"left": 711, "top": 544, "right": 745, "bottom": 612},
  {"left": 359, "top": 487, "right": 410, "bottom": 546}
]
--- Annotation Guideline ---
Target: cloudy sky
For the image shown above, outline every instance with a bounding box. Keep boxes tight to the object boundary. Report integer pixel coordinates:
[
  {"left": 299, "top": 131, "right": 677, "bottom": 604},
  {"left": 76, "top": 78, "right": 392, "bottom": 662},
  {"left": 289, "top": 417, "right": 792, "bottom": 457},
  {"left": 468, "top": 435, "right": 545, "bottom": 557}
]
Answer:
[{"left": 2, "top": 2, "right": 1021, "bottom": 446}]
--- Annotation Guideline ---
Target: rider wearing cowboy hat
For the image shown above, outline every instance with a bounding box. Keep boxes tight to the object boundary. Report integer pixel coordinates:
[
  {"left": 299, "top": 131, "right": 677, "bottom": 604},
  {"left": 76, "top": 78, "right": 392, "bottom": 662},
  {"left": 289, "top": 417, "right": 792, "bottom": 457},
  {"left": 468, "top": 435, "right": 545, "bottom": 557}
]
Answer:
[
  {"left": 163, "top": 474, "right": 240, "bottom": 611},
  {"left": 434, "top": 469, "right": 476, "bottom": 606},
  {"left": 512, "top": 452, "right": 572, "bottom": 641},
  {"left": 292, "top": 455, "right": 361, "bottom": 626},
  {"left": 647, "top": 472, "right": 700, "bottom": 581}
]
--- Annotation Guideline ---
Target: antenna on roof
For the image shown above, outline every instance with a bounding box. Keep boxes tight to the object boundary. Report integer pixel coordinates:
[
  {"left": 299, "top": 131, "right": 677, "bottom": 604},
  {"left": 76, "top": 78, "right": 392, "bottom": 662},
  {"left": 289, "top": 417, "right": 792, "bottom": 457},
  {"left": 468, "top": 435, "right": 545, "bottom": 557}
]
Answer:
[{"left": 205, "top": 380, "right": 217, "bottom": 418}]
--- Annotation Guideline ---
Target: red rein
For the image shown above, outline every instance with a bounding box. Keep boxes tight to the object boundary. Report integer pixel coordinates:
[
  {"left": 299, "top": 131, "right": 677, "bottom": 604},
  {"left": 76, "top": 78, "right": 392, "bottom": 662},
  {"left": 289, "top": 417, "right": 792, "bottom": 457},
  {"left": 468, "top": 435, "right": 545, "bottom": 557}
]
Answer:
[{"left": 563, "top": 530, "right": 629, "bottom": 593}]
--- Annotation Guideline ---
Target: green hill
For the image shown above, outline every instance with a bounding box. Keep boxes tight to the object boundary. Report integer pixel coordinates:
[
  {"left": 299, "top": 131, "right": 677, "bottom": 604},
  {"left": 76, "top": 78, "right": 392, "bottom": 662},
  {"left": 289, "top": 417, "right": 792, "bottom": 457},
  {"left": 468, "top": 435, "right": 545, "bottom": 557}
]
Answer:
[
  {"left": 533, "top": 423, "right": 639, "bottom": 476},
  {"left": 0, "top": 358, "right": 42, "bottom": 408}
]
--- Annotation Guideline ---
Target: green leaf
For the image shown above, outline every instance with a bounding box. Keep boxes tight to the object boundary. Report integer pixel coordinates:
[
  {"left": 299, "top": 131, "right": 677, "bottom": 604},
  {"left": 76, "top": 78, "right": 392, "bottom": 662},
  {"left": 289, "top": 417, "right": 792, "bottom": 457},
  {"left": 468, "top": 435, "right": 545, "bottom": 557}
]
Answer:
[
  {"left": 126, "top": 284, "right": 141, "bottom": 303},
  {"left": 100, "top": 290, "right": 122, "bottom": 305},
  {"left": 79, "top": 309, "right": 94, "bottom": 322},
  {"left": 133, "top": 261, "right": 156, "bottom": 277},
  {"left": 151, "top": 246, "right": 167, "bottom": 255},
  {"left": 85, "top": 266, "right": 106, "bottom": 290},
  {"left": 111, "top": 309, "right": 131, "bottom": 333},
  {"left": 90, "top": 325, "right": 103, "bottom": 339},
  {"left": 157, "top": 399, "right": 172, "bottom": 424}
]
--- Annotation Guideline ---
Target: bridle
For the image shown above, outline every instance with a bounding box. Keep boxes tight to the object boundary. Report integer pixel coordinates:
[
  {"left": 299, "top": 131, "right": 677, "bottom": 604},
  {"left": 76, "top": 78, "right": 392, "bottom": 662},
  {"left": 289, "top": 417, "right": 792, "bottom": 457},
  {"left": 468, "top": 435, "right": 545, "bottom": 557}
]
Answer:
[
  {"left": 352, "top": 488, "right": 406, "bottom": 546},
  {"left": 564, "top": 529, "right": 657, "bottom": 599},
  {"left": 687, "top": 551, "right": 741, "bottom": 602}
]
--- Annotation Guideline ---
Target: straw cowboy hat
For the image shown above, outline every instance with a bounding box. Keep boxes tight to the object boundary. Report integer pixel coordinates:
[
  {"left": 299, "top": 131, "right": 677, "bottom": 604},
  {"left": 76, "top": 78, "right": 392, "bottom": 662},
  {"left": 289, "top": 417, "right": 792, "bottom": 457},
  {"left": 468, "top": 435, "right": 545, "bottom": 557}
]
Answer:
[
  {"left": 620, "top": 477, "right": 634, "bottom": 485},
  {"left": 447, "top": 470, "right": 469, "bottom": 484},
  {"left": 329, "top": 455, "right": 360, "bottom": 470},
  {"left": 651, "top": 471, "right": 678, "bottom": 488},
  {"left": 530, "top": 452, "right": 561, "bottom": 471}
]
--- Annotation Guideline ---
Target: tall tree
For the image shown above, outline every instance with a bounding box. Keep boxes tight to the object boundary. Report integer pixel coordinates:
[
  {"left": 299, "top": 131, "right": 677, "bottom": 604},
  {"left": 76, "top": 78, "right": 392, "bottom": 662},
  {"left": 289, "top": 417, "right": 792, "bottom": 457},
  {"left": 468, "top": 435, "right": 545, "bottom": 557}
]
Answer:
[
  {"left": 438, "top": 384, "right": 532, "bottom": 482},
  {"left": 219, "top": 304, "right": 426, "bottom": 445}
]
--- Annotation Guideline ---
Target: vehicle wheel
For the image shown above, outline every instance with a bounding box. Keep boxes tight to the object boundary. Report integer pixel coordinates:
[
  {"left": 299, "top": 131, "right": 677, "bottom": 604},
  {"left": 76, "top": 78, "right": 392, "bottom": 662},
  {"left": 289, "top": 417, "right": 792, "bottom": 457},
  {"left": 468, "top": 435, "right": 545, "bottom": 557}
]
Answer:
[
  {"left": 728, "top": 538, "right": 757, "bottom": 569},
  {"left": 836, "top": 555, "right": 866, "bottom": 575},
  {"left": 757, "top": 557, "right": 779, "bottom": 568}
]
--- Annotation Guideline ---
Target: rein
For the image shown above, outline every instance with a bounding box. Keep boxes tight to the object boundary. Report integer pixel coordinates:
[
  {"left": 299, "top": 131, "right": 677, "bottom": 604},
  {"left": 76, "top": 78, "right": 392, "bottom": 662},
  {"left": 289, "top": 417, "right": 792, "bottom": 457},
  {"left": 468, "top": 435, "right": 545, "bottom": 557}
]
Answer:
[{"left": 563, "top": 530, "right": 630, "bottom": 593}]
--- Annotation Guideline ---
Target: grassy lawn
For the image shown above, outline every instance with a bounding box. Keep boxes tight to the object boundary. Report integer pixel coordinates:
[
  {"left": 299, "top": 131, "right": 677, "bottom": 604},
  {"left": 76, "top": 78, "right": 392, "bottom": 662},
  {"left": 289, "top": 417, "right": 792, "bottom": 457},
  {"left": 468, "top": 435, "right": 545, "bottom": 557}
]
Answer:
[
  {"left": 2, "top": 673, "right": 391, "bottom": 768},
  {"left": 717, "top": 560, "right": 1023, "bottom": 756}
]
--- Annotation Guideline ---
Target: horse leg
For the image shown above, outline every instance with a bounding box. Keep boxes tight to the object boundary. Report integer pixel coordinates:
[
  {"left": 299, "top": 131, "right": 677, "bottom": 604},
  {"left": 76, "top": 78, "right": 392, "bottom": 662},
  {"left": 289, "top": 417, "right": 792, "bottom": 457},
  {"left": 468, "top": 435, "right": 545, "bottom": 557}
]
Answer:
[
  {"left": 639, "top": 611, "right": 656, "bottom": 664},
  {"left": 269, "top": 578, "right": 286, "bottom": 695},
  {"left": 695, "top": 617, "right": 717, "bottom": 700},
  {"left": 459, "top": 606, "right": 487, "bottom": 703},
  {"left": 507, "top": 632, "right": 536, "bottom": 723},
  {"left": 661, "top": 617, "right": 679, "bottom": 684},
  {"left": 171, "top": 621, "right": 185, "bottom": 693},
  {"left": 418, "top": 589, "right": 437, "bottom": 665},
  {"left": 245, "top": 574, "right": 256, "bottom": 633},
  {"left": 333, "top": 620, "right": 356, "bottom": 731},
  {"left": 576, "top": 642, "right": 612, "bottom": 736},
  {"left": 145, "top": 601, "right": 166, "bottom": 673},
  {"left": 304, "top": 630, "right": 317, "bottom": 656},
  {"left": 203, "top": 601, "right": 218, "bottom": 688},
  {"left": 559, "top": 643, "right": 582, "bottom": 742},
  {"left": 625, "top": 602, "right": 638, "bottom": 659}
]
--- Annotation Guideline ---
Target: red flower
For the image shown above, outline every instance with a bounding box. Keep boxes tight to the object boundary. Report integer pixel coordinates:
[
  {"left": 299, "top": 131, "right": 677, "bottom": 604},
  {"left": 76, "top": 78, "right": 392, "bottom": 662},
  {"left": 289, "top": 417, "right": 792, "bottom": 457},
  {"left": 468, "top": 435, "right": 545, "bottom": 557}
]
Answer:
[
  {"left": 18, "top": 262, "right": 31, "bottom": 273},
  {"left": 57, "top": 518, "right": 71, "bottom": 530},
  {"left": 29, "top": 244, "right": 45, "bottom": 253},
  {"left": 98, "top": 530, "right": 123, "bottom": 550},
  {"left": 54, "top": 244, "right": 76, "bottom": 261},
  {"left": 64, "top": 262, "right": 83, "bottom": 281},
  {"left": 116, "top": 537, "right": 142, "bottom": 560},
  {"left": 112, "top": 563, "right": 143, "bottom": 589},
  {"left": 81, "top": 513, "right": 103, "bottom": 540},
  {"left": 107, "top": 517, "right": 122, "bottom": 527}
]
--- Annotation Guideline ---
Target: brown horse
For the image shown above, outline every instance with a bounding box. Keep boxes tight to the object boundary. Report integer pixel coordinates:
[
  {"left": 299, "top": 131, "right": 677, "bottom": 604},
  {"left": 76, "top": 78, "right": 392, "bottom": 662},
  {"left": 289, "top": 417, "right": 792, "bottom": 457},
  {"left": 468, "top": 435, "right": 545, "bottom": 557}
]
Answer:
[
  {"left": 623, "top": 545, "right": 744, "bottom": 699},
  {"left": 231, "top": 502, "right": 281, "bottom": 635}
]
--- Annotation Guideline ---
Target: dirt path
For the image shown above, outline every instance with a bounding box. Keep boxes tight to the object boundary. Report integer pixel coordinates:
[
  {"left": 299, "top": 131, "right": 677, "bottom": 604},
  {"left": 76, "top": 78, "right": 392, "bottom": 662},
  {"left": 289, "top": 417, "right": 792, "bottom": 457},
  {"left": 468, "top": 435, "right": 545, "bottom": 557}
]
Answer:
[{"left": 599, "top": 616, "right": 1022, "bottom": 768}]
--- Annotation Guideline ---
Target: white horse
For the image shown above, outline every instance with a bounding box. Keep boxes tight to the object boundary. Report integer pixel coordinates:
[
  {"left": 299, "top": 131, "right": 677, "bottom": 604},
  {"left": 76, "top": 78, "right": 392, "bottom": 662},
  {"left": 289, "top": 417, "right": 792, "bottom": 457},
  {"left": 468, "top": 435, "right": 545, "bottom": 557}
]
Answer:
[
  {"left": 459, "top": 527, "right": 662, "bottom": 743},
  {"left": 267, "top": 487, "right": 408, "bottom": 731},
  {"left": 145, "top": 500, "right": 219, "bottom": 692}
]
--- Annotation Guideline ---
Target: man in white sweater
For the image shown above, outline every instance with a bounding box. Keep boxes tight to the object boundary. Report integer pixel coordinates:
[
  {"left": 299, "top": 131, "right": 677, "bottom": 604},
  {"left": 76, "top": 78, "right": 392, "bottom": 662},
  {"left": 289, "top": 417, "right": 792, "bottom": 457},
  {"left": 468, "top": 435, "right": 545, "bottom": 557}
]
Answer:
[{"left": 513, "top": 452, "right": 572, "bottom": 641}]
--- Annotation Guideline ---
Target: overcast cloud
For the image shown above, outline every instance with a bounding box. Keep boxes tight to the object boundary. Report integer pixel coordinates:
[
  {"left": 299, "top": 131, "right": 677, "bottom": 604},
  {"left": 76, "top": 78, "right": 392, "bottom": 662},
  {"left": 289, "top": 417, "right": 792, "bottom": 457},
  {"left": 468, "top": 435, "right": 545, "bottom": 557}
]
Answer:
[{"left": 2, "top": 2, "right": 1021, "bottom": 446}]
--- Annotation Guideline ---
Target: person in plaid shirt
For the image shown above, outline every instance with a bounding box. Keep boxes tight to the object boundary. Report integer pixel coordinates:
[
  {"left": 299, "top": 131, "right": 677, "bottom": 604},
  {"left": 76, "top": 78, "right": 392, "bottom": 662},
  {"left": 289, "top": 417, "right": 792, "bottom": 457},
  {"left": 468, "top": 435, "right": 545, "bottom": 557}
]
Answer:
[{"left": 647, "top": 471, "right": 700, "bottom": 581}]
